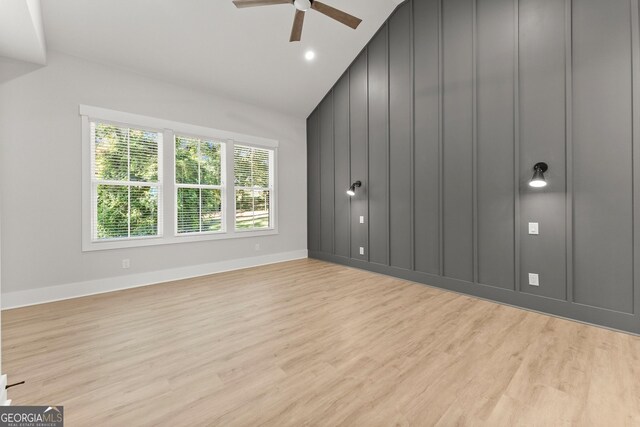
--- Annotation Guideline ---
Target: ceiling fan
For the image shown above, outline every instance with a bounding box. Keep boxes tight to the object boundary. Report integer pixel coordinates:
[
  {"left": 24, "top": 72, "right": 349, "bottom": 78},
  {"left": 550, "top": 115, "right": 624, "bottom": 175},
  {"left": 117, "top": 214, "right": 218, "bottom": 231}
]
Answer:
[{"left": 232, "top": 0, "right": 363, "bottom": 42}]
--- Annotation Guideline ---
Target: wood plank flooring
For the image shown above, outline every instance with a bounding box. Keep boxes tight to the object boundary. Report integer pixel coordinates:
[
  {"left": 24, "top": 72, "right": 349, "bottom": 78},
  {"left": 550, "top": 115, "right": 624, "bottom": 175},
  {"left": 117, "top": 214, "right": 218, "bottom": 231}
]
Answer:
[{"left": 3, "top": 259, "right": 640, "bottom": 426}]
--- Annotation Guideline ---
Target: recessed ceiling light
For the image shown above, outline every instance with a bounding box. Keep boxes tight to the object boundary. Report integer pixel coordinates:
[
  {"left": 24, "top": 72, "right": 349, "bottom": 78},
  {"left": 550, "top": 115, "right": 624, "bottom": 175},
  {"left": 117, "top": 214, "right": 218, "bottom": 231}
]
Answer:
[{"left": 305, "top": 50, "right": 316, "bottom": 61}]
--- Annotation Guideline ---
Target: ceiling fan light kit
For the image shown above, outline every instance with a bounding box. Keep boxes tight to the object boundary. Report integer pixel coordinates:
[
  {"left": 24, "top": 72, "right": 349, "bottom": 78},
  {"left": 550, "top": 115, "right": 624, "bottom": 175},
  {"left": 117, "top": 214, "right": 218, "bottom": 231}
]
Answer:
[
  {"left": 232, "top": 0, "right": 363, "bottom": 42},
  {"left": 294, "top": 0, "right": 312, "bottom": 11}
]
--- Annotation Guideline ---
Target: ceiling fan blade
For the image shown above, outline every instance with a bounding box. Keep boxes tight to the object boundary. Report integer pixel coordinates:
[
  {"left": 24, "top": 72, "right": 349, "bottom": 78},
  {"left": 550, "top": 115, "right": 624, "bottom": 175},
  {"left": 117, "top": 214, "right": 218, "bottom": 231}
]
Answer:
[
  {"left": 310, "top": 1, "right": 362, "bottom": 29},
  {"left": 290, "top": 10, "right": 305, "bottom": 42},
  {"left": 232, "top": 0, "right": 291, "bottom": 8}
]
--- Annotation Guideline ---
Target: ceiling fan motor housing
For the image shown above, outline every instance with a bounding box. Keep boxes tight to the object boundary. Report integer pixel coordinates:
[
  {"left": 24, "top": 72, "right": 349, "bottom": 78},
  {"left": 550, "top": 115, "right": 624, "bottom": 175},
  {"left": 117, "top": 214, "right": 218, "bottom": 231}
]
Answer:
[{"left": 294, "top": 0, "right": 312, "bottom": 11}]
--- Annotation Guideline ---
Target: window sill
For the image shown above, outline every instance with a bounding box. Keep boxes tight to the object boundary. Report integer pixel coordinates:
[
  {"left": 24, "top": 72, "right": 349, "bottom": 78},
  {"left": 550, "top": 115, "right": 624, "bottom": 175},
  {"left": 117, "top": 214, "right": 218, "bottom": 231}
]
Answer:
[{"left": 82, "top": 228, "right": 278, "bottom": 252}]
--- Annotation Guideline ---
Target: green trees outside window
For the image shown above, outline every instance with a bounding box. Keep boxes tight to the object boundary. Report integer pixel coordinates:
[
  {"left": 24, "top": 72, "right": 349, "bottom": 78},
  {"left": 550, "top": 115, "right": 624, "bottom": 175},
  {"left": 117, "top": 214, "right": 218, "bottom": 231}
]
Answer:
[{"left": 90, "top": 118, "right": 275, "bottom": 244}]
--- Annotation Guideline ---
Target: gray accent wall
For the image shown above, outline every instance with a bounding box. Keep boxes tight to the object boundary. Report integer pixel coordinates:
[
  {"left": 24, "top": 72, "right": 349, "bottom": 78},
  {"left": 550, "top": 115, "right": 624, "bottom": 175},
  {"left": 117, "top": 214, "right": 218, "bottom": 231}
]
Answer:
[{"left": 307, "top": 0, "right": 640, "bottom": 334}]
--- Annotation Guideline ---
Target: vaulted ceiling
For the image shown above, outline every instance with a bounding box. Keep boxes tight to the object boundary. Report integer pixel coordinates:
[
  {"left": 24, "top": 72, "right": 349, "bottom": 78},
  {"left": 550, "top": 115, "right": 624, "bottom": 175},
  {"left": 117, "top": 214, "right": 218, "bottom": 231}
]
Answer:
[
  {"left": 0, "top": 0, "right": 47, "bottom": 65},
  {"left": 26, "top": 0, "right": 399, "bottom": 118}
]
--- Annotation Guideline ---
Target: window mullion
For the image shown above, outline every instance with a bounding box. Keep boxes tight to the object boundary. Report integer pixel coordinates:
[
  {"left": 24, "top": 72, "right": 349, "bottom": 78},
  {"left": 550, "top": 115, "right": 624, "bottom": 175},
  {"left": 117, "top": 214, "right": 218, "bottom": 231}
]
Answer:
[
  {"left": 127, "top": 186, "right": 131, "bottom": 238},
  {"left": 197, "top": 139, "right": 201, "bottom": 185},
  {"left": 95, "top": 179, "right": 159, "bottom": 187},
  {"left": 199, "top": 188, "right": 203, "bottom": 233},
  {"left": 127, "top": 128, "right": 131, "bottom": 238},
  {"left": 252, "top": 188, "right": 256, "bottom": 229},
  {"left": 175, "top": 183, "right": 222, "bottom": 190},
  {"left": 157, "top": 130, "right": 165, "bottom": 238},
  {"left": 250, "top": 148, "right": 254, "bottom": 229},
  {"left": 168, "top": 130, "right": 176, "bottom": 238},
  {"left": 227, "top": 140, "right": 235, "bottom": 233}
]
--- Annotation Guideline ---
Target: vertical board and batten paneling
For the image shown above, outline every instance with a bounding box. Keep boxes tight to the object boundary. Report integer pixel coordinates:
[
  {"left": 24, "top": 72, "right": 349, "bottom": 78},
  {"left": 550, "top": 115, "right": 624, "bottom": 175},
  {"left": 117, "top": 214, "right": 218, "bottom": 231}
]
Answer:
[
  {"left": 476, "top": 0, "right": 515, "bottom": 289},
  {"left": 319, "top": 94, "right": 334, "bottom": 255},
  {"left": 389, "top": 3, "right": 413, "bottom": 270},
  {"left": 307, "top": 109, "right": 320, "bottom": 252},
  {"left": 632, "top": 0, "right": 640, "bottom": 320},
  {"left": 572, "top": 0, "right": 634, "bottom": 314},
  {"left": 307, "top": 0, "right": 640, "bottom": 333},
  {"left": 368, "top": 27, "right": 390, "bottom": 266},
  {"left": 442, "top": 0, "right": 474, "bottom": 281},
  {"left": 413, "top": 0, "right": 441, "bottom": 275},
  {"left": 334, "top": 74, "right": 351, "bottom": 258},
  {"left": 519, "top": 0, "right": 567, "bottom": 300},
  {"left": 350, "top": 53, "right": 369, "bottom": 261}
]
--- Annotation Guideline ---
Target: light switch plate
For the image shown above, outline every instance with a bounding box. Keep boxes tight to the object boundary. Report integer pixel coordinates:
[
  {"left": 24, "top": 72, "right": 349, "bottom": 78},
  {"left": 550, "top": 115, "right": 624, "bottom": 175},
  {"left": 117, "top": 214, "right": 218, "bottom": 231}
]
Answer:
[
  {"left": 359, "top": 216, "right": 365, "bottom": 224},
  {"left": 528, "top": 273, "right": 539, "bottom": 287},
  {"left": 528, "top": 222, "right": 539, "bottom": 235},
  {"left": 359, "top": 247, "right": 365, "bottom": 255},
  {"left": 122, "top": 259, "right": 130, "bottom": 269}
]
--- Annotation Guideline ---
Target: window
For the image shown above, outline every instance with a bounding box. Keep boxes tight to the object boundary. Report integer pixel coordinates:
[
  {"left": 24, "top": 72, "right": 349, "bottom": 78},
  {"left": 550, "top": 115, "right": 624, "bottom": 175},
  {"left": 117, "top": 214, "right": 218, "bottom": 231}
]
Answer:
[
  {"left": 234, "top": 145, "right": 274, "bottom": 230},
  {"left": 81, "top": 105, "right": 278, "bottom": 251},
  {"left": 90, "top": 121, "right": 162, "bottom": 241},
  {"left": 175, "top": 136, "right": 224, "bottom": 234}
]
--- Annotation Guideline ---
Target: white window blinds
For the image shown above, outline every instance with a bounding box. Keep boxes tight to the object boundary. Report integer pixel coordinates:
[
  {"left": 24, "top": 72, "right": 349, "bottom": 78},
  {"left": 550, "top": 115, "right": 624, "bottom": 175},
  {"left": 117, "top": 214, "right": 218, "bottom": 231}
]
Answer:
[
  {"left": 175, "top": 135, "right": 224, "bottom": 234},
  {"left": 234, "top": 145, "right": 274, "bottom": 230},
  {"left": 91, "top": 121, "right": 162, "bottom": 240}
]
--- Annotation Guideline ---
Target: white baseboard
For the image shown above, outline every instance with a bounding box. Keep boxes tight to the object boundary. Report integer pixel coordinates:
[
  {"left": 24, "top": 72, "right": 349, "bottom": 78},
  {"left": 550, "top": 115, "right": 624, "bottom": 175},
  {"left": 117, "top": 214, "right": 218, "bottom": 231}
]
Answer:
[{"left": 2, "top": 250, "right": 308, "bottom": 310}]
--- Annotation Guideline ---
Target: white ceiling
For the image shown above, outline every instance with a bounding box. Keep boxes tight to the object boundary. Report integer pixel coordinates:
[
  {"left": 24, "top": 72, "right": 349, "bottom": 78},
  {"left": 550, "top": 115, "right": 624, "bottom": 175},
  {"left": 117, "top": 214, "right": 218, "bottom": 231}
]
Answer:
[{"left": 39, "top": 0, "right": 398, "bottom": 118}]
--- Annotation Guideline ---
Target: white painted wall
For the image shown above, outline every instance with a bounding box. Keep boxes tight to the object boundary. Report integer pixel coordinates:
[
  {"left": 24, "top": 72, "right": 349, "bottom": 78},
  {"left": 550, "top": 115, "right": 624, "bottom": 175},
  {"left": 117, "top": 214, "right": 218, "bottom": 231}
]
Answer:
[
  {"left": 0, "top": 171, "right": 2, "bottom": 370},
  {"left": 0, "top": 51, "right": 307, "bottom": 306}
]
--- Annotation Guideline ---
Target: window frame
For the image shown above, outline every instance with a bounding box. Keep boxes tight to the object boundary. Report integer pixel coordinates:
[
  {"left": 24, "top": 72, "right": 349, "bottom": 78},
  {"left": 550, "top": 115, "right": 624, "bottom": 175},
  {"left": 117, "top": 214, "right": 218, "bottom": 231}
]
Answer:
[
  {"left": 89, "top": 118, "right": 165, "bottom": 244},
  {"left": 233, "top": 144, "right": 276, "bottom": 233},
  {"left": 81, "top": 105, "right": 278, "bottom": 252},
  {"left": 174, "top": 133, "right": 227, "bottom": 237}
]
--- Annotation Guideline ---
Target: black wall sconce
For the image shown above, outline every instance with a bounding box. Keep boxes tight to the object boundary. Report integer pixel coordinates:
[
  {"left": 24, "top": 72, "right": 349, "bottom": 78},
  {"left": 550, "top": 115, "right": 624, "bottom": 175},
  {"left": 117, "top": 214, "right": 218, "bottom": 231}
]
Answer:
[
  {"left": 529, "top": 162, "right": 548, "bottom": 188},
  {"left": 347, "top": 181, "right": 362, "bottom": 196}
]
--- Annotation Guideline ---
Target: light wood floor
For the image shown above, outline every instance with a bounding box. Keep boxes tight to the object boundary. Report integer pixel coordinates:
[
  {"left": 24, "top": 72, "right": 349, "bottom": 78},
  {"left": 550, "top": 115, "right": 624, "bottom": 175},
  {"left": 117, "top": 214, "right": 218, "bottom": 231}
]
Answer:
[{"left": 3, "top": 259, "right": 640, "bottom": 426}]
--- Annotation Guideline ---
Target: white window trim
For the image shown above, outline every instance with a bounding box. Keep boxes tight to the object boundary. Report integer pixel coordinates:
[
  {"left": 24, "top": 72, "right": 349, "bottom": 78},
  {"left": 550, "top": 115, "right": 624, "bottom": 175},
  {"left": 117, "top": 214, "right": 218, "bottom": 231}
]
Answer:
[
  {"left": 81, "top": 105, "right": 279, "bottom": 252},
  {"left": 88, "top": 118, "right": 165, "bottom": 243},
  {"left": 173, "top": 134, "right": 227, "bottom": 236}
]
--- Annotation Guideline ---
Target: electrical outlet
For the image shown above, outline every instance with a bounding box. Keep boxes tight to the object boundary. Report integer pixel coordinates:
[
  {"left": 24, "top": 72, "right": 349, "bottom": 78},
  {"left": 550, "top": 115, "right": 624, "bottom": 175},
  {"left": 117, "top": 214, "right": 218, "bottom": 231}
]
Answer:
[
  {"left": 528, "top": 273, "right": 539, "bottom": 287},
  {"left": 122, "top": 259, "right": 130, "bottom": 269},
  {"left": 359, "top": 216, "right": 365, "bottom": 224},
  {"left": 359, "top": 247, "right": 365, "bottom": 256},
  {"left": 528, "top": 222, "right": 539, "bottom": 235},
  {"left": 254, "top": 243, "right": 260, "bottom": 251}
]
